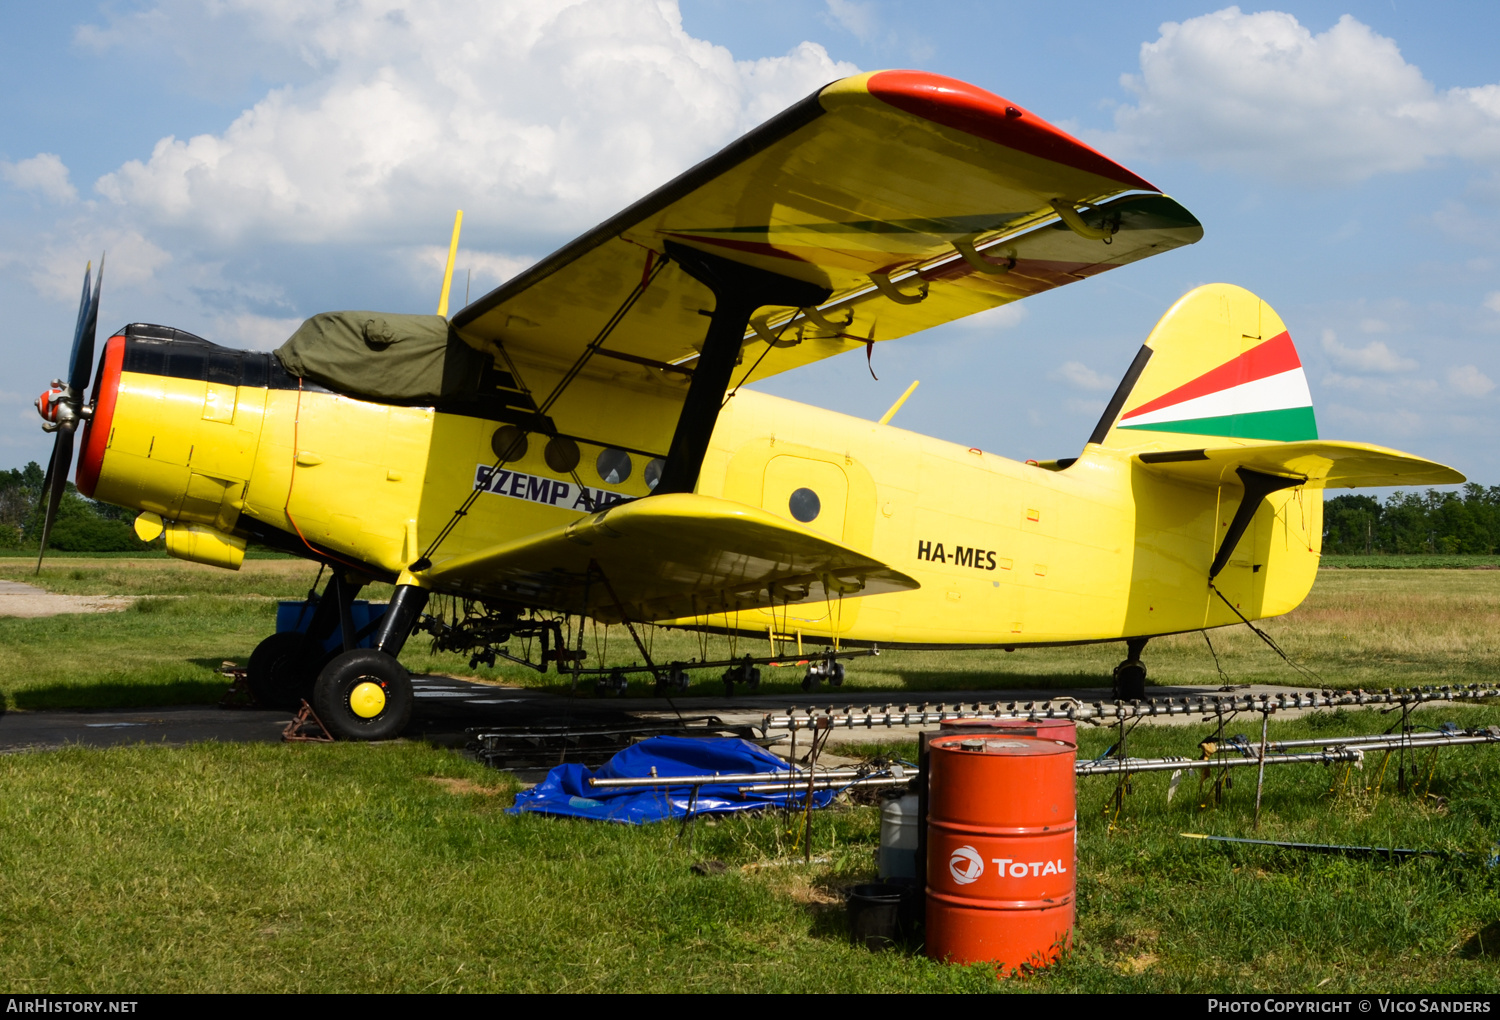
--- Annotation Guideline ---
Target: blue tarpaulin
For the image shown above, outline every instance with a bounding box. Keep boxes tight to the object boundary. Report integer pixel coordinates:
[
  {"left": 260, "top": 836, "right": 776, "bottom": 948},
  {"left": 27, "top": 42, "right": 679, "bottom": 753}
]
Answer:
[{"left": 508, "top": 735, "right": 836, "bottom": 824}]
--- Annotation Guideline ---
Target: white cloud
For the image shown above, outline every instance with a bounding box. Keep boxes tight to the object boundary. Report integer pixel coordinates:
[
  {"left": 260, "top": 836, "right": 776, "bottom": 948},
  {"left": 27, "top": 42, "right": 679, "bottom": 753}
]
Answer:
[
  {"left": 87, "top": 1, "right": 859, "bottom": 246},
  {"left": 408, "top": 245, "right": 536, "bottom": 308},
  {"left": 20, "top": 230, "right": 172, "bottom": 302},
  {"left": 1052, "top": 360, "right": 1114, "bottom": 392},
  {"left": 1485, "top": 292, "right": 1500, "bottom": 313},
  {"left": 1448, "top": 365, "right": 1495, "bottom": 398},
  {"left": 948, "top": 302, "right": 1027, "bottom": 332},
  {"left": 1, "top": 154, "right": 78, "bottom": 203},
  {"left": 209, "top": 313, "right": 306, "bottom": 351},
  {"left": 1325, "top": 403, "right": 1423, "bottom": 436},
  {"left": 1104, "top": 8, "right": 1500, "bottom": 184},
  {"left": 1321, "top": 329, "right": 1417, "bottom": 373},
  {"left": 825, "top": 0, "right": 877, "bottom": 43}
]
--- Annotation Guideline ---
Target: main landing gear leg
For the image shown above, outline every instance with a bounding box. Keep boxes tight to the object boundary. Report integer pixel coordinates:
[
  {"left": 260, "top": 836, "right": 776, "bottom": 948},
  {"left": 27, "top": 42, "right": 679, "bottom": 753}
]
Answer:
[
  {"left": 246, "top": 570, "right": 366, "bottom": 711},
  {"left": 1113, "top": 637, "right": 1149, "bottom": 701},
  {"left": 313, "top": 583, "right": 427, "bottom": 741}
]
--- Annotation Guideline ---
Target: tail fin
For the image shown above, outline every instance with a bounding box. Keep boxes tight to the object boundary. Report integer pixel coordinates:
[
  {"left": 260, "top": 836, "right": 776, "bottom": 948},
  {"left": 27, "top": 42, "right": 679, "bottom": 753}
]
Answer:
[{"left": 1089, "top": 283, "right": 1316, "bottom": 451}]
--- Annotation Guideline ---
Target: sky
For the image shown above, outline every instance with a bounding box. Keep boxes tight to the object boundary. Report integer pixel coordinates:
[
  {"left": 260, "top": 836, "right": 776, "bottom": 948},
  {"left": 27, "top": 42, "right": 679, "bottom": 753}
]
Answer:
[{"left": 2, "top": 1, "right": 1497, "bottom": 491}]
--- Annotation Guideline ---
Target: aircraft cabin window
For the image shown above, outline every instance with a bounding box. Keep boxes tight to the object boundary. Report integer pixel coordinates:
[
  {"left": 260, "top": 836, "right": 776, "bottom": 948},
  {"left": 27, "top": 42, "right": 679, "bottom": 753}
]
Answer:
[
  {"left": 597, "top": 448, "right": 632, "bottom": 485},
  {"left": 788, "top": 487, "right": 821, "bottom": 523},
  {"left": 644, "top": 457, "right": 665, "bottom": 491},
  {"left": 491, "top": 425, "right": 528, "bottom": 462},
  {"left": 544, "top": 436, "right": 580, "bottom": 473}
]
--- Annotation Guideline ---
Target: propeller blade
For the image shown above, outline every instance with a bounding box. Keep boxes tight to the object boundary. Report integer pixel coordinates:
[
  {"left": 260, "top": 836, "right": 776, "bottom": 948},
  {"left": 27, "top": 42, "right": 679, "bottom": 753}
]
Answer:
[
  {"left": 69, "top": 254, "right": 105, "bottom": 395},
  {"left": 64, "top": 262, "right": 92, "bottom": 391},
  {"left": 33, "top": 430, "right": 74, "bottom": 575}
]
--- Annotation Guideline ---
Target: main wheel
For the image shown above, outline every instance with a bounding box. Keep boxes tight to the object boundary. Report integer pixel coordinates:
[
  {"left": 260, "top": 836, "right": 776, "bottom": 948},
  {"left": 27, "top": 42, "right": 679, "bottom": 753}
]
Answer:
[
  {"left": 1113, "top": 660, "right": 1148, "bottom": 701},
  {"left": 311, "top": 649, "right": 413, "bottom": 741},
  {"left": 247, "top": 631, "right": 317, "bottom": 710}
]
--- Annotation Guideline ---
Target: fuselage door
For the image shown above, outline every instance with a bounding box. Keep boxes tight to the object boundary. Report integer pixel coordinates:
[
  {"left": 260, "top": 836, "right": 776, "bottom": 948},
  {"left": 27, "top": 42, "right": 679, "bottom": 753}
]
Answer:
[{"left": 762, "top": 455, "right": 849, "bottom": 542}]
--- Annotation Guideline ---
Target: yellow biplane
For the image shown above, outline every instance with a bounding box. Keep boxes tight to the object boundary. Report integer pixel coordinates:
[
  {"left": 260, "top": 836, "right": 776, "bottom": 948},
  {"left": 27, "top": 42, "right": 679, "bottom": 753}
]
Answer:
[{"left": 34, "top": 71, "right": 1461, "bottom": 739}]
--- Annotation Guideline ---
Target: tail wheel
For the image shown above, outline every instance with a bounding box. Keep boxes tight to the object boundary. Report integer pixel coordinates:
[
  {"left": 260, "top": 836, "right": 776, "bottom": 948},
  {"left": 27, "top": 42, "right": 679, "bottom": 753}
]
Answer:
[
  {"left": 312, "top": 649, "right": 413, "bottom": 741},
  {"left": 246, "top": 631, "right": 317, "bottom": 711}
]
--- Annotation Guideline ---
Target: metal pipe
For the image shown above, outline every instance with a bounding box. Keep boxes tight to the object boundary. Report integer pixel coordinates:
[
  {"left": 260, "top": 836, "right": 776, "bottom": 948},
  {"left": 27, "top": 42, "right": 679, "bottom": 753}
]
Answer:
[
  {"left": 1268, "top": 730, "right": 1499, "bottom": 751},
  {"left": 737, "top": 775, "right": 908, "bottom": 793},
  {"left": 1075, "top": 748, "right": 1363, "bottom": 776},
  {"left": 589, "top": 768, "right": 876, "bottom": 789},
  {"left": 764, "top": 685, "right": 1500, "bottom": 732}
]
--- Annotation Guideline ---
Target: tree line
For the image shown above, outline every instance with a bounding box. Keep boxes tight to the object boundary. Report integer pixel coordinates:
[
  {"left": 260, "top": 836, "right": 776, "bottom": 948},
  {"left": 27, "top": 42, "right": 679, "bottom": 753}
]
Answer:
[
  {"left": 0, "top": 461, "right": 155, "bottom": 552},
  {"left": 1323, "top": 485, "right": 1500, "bottom": 555}
]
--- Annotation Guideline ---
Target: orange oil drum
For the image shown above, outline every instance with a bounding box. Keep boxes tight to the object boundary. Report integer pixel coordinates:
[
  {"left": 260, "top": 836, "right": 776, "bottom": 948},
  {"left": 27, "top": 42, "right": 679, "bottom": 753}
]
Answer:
[
  {"left": 925, "top": 732, "right": 1076, "bottom": 974},
  {"left": 939, "top": 716, "right": 1078, "bottom": 747}
]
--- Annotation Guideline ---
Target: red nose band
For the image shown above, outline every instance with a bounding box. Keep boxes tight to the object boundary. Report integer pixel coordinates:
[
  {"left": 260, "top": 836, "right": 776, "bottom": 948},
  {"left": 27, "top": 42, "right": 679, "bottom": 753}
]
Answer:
[{"left": 76, "top": 334, "right": 125, "bottom": 498}]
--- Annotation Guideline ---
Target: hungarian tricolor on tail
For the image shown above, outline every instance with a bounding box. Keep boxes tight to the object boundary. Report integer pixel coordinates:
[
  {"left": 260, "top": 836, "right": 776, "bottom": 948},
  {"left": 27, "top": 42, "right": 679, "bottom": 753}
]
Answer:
[
  {"left": 1095, "top": 283, "right": 1317, "bottom": 451},
  {"left": 1115, "top": 330, "right": 1316, "bottom": 443},
  {"left": 1090, "top": 283, "right": 1461, "bottom": 491}
]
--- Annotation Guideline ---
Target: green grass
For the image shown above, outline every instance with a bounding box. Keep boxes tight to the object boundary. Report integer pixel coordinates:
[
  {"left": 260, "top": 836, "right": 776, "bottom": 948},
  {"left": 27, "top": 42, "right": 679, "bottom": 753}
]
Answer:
[
  {"left": 1, "top": 557, "right": 335, "bottom": 597},
  {"left": 5, "top": 562, "right": 1500, "bottom": 709},
  {"left": 0, "top": 597, "right": 273, "bottom": 709},
  {"left": 0, "top": 547, "right": 297, "bottom": 559},
  {"left": 1322, "top": 554, "right": 1500, "bottom": 569},
  {"left": 4, "top": 557, "right": 1500, "bottom": 990},
  {"left": 0, "top": 708, "right": 1497, "bottom": 991}
]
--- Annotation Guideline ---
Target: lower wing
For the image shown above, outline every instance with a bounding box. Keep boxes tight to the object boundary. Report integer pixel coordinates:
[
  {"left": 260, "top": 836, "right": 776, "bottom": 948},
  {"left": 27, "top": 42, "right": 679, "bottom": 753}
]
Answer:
[{"left": 421, "top": 493, "right": 918, "bottom": 623}]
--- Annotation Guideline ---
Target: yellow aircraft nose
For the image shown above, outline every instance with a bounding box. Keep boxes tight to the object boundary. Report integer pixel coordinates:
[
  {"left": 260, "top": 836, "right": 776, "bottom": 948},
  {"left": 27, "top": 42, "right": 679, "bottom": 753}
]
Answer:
[{"left": 349, "top": 681, "right": 387, "bottom": 719}]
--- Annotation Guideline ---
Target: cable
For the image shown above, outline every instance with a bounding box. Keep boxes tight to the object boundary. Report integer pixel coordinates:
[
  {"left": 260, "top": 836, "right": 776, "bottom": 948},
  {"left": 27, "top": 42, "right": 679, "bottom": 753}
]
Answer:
[
  {"left": 416, "top": 253, "right": 672, "bottom": 567},
  {"left": 1210, "top": 583, "right": 1322, "bottom": 684}
]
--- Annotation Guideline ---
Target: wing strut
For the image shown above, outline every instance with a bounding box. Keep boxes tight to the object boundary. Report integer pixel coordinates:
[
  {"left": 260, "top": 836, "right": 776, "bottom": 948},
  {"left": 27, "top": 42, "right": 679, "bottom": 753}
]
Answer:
[
  {"left": 654, "top": 241, "right": 829, "bottom": 495},
  {"left": 1207, "top": 467, "right": 1304, "bottom": 580}
]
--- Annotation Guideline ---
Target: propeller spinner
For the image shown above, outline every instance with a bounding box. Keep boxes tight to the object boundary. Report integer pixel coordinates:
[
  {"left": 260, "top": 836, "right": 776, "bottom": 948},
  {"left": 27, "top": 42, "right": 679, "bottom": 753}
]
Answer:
[{"left": 33, "top": 255, "right": 104, "bottom": 573}]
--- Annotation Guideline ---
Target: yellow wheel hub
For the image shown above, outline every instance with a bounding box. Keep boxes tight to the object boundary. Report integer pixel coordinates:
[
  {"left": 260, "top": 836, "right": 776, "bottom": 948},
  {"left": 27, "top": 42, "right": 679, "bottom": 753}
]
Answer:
[{"left": 349, "top": 681, "right": 386, "bottom": 719}]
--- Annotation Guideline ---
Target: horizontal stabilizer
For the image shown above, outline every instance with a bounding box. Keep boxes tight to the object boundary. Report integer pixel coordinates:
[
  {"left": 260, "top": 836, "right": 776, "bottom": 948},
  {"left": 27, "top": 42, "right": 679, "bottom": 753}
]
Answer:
[
  {"left": 1133, "top": 440, "right": 1465, "bottom": 490},
  {"left": 422, "top": 493, "right": 918, "bottom": 623}
]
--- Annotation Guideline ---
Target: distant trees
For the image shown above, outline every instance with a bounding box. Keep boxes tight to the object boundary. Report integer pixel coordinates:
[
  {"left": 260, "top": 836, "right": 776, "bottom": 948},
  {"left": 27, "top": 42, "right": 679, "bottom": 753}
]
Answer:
[
  {"left": 1323, "top": 485, "right": 1500, "bottom": 555},
  {"left": 0, "top": 461, "right": 158, "bottom": 552}
]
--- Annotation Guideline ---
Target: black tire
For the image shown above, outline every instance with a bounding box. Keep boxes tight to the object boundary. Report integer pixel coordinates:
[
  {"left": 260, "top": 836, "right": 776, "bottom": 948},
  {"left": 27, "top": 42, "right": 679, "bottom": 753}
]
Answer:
[
  {"left": 1113, "top": 661, "right": 1148, "bottom": 701},
  {"left": 247, "top": 631, "right": 317, "bottom": 711},
  {"left": 311, "top": 649, "right": 413, "bottom": 741},
  {"left": 828, "top": 662, "right": 844, "bottom": 687}
]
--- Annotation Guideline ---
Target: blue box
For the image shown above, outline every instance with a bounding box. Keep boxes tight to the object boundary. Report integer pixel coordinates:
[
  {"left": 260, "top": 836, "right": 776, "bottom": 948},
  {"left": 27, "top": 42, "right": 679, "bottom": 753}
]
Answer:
[{"left": 276, "top": 599, "right": 386, "bottom": 652}]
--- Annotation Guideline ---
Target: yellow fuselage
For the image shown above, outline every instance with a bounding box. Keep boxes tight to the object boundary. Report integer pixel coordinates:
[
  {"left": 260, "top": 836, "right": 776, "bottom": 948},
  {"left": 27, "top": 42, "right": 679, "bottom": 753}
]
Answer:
[{"left": 87, "top": 332, "right": 1320, "bottom": 649}]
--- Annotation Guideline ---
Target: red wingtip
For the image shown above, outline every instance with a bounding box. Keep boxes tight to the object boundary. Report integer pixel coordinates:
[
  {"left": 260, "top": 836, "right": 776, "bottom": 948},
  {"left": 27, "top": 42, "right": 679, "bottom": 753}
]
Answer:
[{"left": 866, "top": 71, "right": 1157, "bottom": 194}]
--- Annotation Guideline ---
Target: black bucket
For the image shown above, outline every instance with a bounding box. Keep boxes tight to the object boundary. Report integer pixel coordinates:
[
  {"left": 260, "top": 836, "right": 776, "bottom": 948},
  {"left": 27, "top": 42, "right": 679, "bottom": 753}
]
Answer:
[{"left": 847, "top": 883, "right": 904, "bottom": 950}]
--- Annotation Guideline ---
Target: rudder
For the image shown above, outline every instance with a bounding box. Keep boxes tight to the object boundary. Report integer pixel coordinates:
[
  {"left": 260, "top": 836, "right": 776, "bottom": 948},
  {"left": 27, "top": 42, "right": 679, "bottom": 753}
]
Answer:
[{"left": 1088, "top": 284, "right": 1317, "bottom": 452}]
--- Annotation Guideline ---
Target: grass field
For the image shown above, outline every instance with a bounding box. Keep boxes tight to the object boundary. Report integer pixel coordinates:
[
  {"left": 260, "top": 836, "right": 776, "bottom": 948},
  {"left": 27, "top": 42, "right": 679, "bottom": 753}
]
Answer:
[
  {"left": 3, "top": 557, "right": 1499, "bottom": 709},
  {"left": 1322, "top": 554, "right": 1500, "bottom": 569},
  {"left": 2, "top": 556, "right": 1498, "bottom": 992},
  {"left": 0, "top": 711, "right": 1496, "bottom": 992}
]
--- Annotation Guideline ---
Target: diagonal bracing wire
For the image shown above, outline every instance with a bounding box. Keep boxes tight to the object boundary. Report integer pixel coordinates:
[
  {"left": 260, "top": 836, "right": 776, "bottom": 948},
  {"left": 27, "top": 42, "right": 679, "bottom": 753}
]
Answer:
[{"left": 414, "top": 254, "right": 673, "bottom": 568}]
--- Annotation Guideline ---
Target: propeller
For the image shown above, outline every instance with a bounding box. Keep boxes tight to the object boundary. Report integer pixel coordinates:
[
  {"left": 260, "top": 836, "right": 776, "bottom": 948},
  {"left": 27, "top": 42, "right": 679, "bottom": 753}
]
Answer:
[{"left": 33, "top": 255, "right": 104, "bottom": 574}]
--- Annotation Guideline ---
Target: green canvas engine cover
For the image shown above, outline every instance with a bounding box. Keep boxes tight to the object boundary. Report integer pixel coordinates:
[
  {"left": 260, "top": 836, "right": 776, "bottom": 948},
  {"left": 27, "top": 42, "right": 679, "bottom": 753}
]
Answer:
[{"left": 274, "top": 312, "right": 488, "bottom": 404}]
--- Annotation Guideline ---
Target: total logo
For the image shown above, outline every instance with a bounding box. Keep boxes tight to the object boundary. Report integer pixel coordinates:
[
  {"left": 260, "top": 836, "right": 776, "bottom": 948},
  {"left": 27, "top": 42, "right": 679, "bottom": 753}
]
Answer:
[{"left": 947, "top": 845, "right": 1069, "bottom": 886}]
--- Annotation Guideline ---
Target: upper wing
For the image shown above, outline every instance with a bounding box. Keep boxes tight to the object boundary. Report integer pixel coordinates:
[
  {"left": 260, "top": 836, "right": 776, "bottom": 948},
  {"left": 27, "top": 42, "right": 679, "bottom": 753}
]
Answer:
[
  {"left": 1134, "top": 441, "right": 1466, "bottom": 489},
  {"left": 422, "top": 493, "right": 918, "bottom": 623},
  {"left": 452, "top": 71, "right": 1202, "bottom": 386}
]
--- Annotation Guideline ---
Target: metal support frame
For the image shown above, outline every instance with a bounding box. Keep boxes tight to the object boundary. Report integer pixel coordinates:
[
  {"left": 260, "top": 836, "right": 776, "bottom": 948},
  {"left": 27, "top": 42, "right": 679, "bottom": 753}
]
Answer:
[
  {"left": 303, "top": 571, "right": 366, "bottom": 652},
  {"left": 655, "top": 241, "right": 830, "bottom": 496},
  {"left": 762, "top": 684, "right": 1500, "bottom": 732}
]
